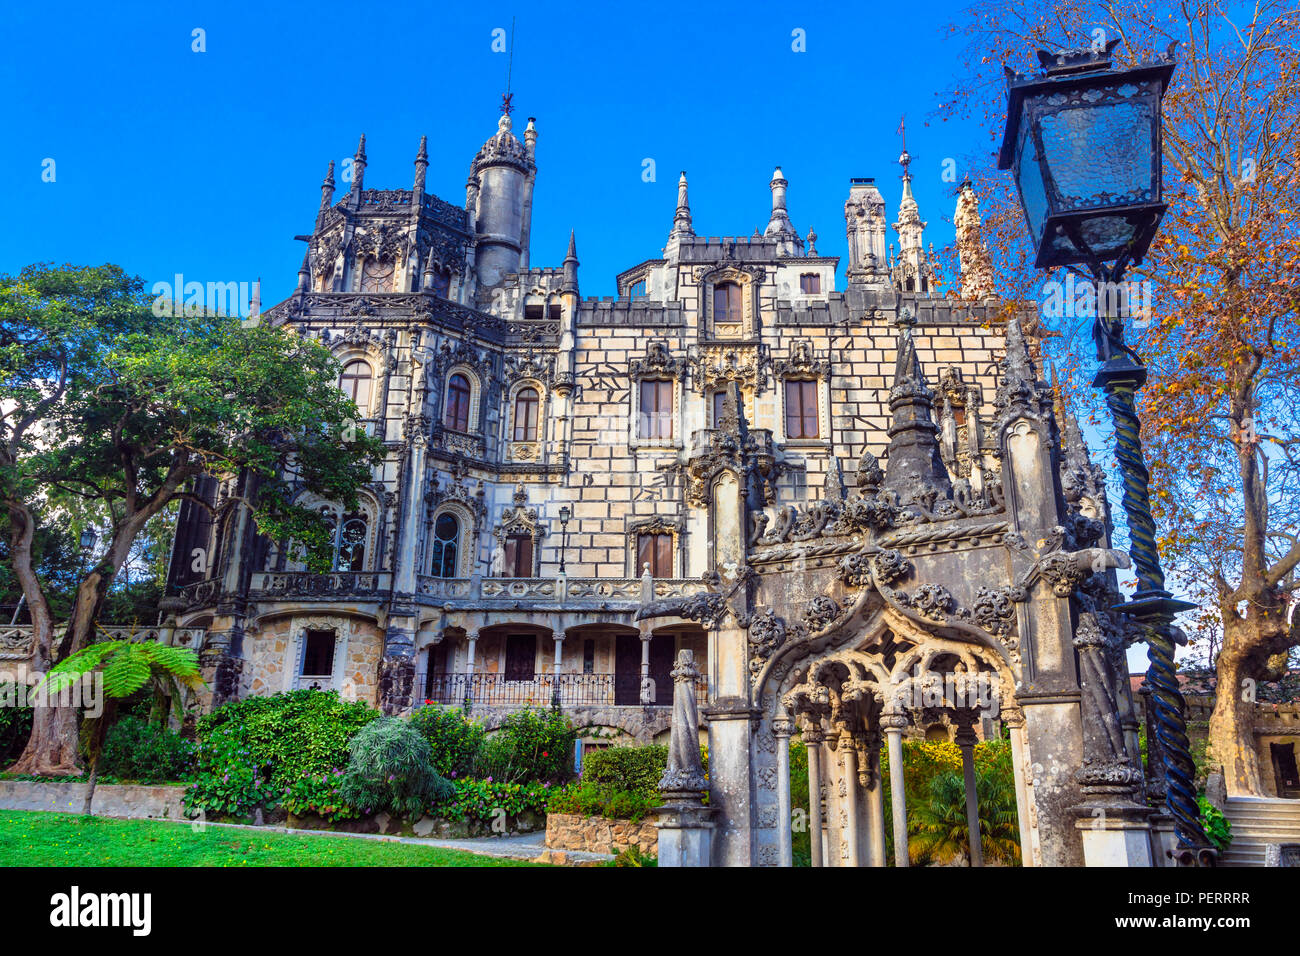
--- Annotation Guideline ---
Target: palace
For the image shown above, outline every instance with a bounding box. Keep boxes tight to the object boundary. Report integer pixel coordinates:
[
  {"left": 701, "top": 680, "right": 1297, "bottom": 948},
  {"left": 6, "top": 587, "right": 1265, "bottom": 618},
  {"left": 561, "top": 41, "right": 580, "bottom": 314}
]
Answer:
[{"left": 160, "top": 105, "right": 1162, "bottom": 866}]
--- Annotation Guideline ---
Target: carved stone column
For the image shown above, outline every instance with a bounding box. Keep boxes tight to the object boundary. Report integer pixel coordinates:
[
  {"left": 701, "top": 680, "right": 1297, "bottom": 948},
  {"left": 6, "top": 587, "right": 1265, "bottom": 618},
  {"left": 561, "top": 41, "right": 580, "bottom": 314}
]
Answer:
[
  {"left": 773, "top": 715, "right": 794, "bottom": 867},
  {"left": 882, "top": 710, "right": 910, "bottom": 867},
  {"left": 639, "top": 634, "right": 653, "bottom": 705},
  {"left": 864, "top": 731, "right": 886, "bottom": 867},
  {"left": 804, "top": 722, "right": 826, "bottom": 868},
  {"left": 839, "top": 727, "right": 861, "bottom": 867},
  {"left": 1002, "top": 706, "right": 1036, "bottom": 866},
  {"left": 955, "top": 719, "right": 984, "bottom": 867},
  {"left": 655, "top": 649, "right": 716, "bottom": 867},
  {"left": 1071, "top": 613, "right": 1154, "bottom": 866}
]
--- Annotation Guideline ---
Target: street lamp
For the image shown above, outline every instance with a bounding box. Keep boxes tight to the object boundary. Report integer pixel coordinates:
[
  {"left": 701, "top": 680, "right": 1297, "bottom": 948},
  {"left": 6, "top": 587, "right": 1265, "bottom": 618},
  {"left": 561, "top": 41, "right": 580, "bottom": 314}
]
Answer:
[
  {"left": 557, "top": 505, "right": 571, "bottom": 576},
  {"left": 999, "top": 41, "right": 1216, "bottom": 865}
]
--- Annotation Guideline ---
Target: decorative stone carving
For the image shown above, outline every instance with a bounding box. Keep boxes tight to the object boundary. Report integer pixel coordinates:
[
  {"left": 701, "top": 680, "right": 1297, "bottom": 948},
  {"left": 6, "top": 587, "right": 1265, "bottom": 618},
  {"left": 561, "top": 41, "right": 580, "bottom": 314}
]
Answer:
[
  {"left": 629, "top": 340, "right": 685, "bottom": 379},
  {"left": 658, "top": 650, "right": 709, "bottom": 795},
  {"left": 803, "top": 596, "right": 842, "bottom": 632},
  {"left": 747, "top": 608, "right": 788, "bottom": 676},
  {"left": 773, "top": 339, "right": 829, "bottom": 379}
]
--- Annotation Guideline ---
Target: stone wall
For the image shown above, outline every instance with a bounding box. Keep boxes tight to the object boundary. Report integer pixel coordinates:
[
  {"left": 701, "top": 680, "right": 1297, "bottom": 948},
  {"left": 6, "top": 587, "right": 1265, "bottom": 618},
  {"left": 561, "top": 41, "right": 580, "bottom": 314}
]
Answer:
[
  {"left": 0, "top": 780, "right": 188, "bottom": 820},
  {"left": 545, "top": 811, "right": 657, "bottom": 856}
]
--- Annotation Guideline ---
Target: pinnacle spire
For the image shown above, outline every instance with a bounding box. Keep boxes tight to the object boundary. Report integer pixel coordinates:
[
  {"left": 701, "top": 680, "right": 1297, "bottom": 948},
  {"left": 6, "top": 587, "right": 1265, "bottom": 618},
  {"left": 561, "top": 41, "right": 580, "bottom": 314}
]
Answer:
[
  {"left": 350, "top": 134, "right": 367, "bottom": 196},
  {"left": 881, "top": 312, "right": 952, "bottom": 505},
  {"left": 764, "top": 166, "right": 799, "bottom": 251},
  {"left": 413, "top": 135, "right": 429, "bottom": 193},
  {"left": 672, "top": 171, "right": 694, "bottom": 237},
  {"left": 562, "top": 231, "right": 579, "bottom": 295}
]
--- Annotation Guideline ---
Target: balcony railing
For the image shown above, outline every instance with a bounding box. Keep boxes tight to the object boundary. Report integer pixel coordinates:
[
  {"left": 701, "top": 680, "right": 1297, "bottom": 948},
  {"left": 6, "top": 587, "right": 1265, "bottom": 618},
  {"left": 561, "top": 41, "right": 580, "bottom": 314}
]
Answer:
[
  {"left": 0, "top": 624, "right": 206, "bottom": 660},
  {"left": 182, "top": 569, "right": 709, "bottom": 613},
  {"left": 414, "top": 671, "right": 708, "bottom": 708}
]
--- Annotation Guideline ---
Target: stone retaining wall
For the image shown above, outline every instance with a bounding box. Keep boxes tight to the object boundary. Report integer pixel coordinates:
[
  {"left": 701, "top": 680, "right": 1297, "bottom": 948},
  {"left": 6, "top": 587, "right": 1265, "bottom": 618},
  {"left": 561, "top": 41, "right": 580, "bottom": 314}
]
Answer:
[
  {"left": 0, "top": 780, "right": 189, "bottom": 820},
  {"left": 545, "top": 812, "right": 657, "bottom": 855}
]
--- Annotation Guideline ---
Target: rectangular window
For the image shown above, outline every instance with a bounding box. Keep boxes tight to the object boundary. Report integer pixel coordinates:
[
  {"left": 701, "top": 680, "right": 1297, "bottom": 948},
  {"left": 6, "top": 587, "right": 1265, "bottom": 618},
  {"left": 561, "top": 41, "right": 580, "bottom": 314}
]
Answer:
[
  {"left": 302, "top": 629, "right": 336, "bottom": 676},
  {"left": 638, "top": 380, "right": 674, "bottom": 441},
  {"left": 637, "top": 532, "right": 673, "bottom": 578},
  {"left": 800, "top": 273, "right": 821, "bottom": 294},
  {"left": 502, "top": 534, "right": 534, "bottom": 577},
  {"left": 504, "top": 634, "right": 537, "bottom": 681},
  {"left": 582, "top": 639, "right": 595, "bottom": 675},
  {"left": 785, "top": 380, "right": 820, "bottom": 439}
]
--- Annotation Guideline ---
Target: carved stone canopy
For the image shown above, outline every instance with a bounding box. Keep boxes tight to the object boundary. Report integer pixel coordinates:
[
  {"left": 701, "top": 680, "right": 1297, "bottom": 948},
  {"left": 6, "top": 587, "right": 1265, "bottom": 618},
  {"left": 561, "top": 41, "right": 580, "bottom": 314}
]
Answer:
[{"left": 630, "top": 340, "right": 685, "bottom": 379}]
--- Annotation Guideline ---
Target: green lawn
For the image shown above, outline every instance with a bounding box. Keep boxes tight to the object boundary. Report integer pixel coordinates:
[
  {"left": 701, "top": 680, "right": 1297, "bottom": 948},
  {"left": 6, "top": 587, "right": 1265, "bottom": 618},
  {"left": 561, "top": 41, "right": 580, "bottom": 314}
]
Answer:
[{"left": 0, "top": 811, "right": 539, "bottom": 867}]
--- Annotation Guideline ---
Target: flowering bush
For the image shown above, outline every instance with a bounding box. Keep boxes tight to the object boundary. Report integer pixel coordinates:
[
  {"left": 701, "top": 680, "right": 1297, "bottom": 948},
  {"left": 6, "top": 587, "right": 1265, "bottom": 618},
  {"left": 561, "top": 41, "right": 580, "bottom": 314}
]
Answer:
[
  {"left": 184, "top": 723, "right": 280, "bottom": 819},
  {"left": 473, "top": 708, "right": 575, "bottom": 784},
  {"left": 430, "top": 779, "right": 554, "bottom": 825},
  {"left": 408, "top": 706, "right": 485, "bottom": 778},
  {"left": 282, "top": 770, "right": 361, "bottom": 823}
]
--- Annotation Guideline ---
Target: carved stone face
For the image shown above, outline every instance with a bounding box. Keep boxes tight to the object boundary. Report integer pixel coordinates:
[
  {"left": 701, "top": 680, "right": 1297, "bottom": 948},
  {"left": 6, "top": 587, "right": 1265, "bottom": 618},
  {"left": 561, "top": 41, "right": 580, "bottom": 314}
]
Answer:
[{"left": 359, "top": 257, "right": 395, "bottom": 293}]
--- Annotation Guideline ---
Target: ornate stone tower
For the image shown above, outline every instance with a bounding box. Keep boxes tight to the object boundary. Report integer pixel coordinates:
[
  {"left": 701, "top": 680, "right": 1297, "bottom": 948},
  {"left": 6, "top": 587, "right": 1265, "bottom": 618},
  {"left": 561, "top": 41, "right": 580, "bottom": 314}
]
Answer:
[
  {"left": 890, "top": 145, "right": 936, "bottom": 294},
  {"left": 955, "top": 177, "right": 995, "bottom": 300}
]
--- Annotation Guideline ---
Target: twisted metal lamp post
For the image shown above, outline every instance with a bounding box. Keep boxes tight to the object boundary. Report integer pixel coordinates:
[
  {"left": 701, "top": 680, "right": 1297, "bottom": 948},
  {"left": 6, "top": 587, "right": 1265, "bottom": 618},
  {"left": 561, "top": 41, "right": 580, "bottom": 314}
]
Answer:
[{"left": 998, "top": 41, "right": 1215, "bottom": 865}]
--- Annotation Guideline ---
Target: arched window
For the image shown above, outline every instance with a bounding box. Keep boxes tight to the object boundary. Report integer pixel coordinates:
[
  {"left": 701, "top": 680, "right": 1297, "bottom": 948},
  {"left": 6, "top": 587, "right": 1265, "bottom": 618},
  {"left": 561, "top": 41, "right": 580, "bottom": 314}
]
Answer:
[
  {"left": 513, "top": 387, "right": 539, "bottom": 441},
  {"left": 444, "top": 374, "right": 471, "bottom": 431},
  {"left": 429, "top": 513, "right": 461, "bottom": 577},
  {"left": 628, "top": 279, "right": 646, "bottom": 298},
  {"left": 339, "top": 360, "right": 373, "bottom": 416},
  {"left": 336, "top": 514, "right": 367, "bottom": 571},
  {"left": 713, "top": 282, "right": 743, "bottom": 325}
]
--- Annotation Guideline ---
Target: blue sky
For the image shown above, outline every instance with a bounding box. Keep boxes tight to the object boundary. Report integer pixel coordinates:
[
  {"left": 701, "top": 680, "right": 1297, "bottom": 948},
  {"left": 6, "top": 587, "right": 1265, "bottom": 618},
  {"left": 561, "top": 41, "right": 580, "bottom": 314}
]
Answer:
[{"left": 0, "top": 0, "right": 991, "bottom": 302}]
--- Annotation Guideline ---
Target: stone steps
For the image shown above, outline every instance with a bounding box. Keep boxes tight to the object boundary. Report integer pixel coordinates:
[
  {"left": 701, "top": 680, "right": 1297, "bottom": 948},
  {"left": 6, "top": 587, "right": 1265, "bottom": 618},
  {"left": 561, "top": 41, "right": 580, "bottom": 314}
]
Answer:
[{"left": 1220, "top": 797, "right": 1300, "bottom": 867}]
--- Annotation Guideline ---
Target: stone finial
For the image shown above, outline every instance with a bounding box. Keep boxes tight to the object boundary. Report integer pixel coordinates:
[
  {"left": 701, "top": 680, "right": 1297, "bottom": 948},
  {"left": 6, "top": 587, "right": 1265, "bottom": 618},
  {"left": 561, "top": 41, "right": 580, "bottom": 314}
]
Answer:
[
  {"left": 296, "top": 250, "right": 311, "bottom": 293},
  {"left": 346, "top": 134, "right": 367, "bottom": 202},
  {"left": 806, "top": 226, "right": 818, "bottom": 256},
  {"left": 856, "top": 448, "right": 884, "bottom": 493},
  {"left": 413, "top": 135, "right": 429, "bottom": 193},
  {"left": 764, "top": 165, "right": 798, "bottom": 244},
  {"left": 658, "top": 649, "right": 708, "bottom": 796},
  {"left": 671, "top": 171, "right": 694, "bottom": 237},
  {"left": 561, "top": 231, "right": 579, "bottom": 296}
]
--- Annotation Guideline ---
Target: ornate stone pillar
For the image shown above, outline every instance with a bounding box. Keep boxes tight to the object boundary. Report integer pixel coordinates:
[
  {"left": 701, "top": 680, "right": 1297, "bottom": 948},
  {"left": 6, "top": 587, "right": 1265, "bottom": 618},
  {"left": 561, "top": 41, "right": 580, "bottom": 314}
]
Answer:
[
  {"left": 1003, "top": 706, "right": 1036, "bottom": 866},
  {"left": 1071, "top": 613, "right": 1154, "bottom": 867},
  {"left": 551, "top": 632, "right": 564, "bottom": 708},
  {"left": 955, "top": 720, "right": 984, "bottom": 867},
  {"left": 773, "top": 715, "right": 794, "bottom": 867},
  {"left": 865, "top": 732, "right": 886, "bottom": 867},
  {"left": 655, "top": 649, "right": 716, "bottom": 866},
  {"left": 839, "top": 727, "right": 861, "bottom": 867},
  {"left": 883, "top": 710, "right": 910, "bottom": 867},
  {"left": 804, "top": 722, "right": 826, "bottom": 868},
  {"left": 639, "top": 633, "right": 653, "bottom": 705}
]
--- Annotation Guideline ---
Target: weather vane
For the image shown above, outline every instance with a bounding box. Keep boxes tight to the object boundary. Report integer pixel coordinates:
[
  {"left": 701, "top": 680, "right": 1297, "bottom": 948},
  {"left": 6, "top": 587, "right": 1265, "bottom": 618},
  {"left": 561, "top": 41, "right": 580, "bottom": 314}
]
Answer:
[{"left": 500, "top": 15, "right": 516, "bottom": 115}]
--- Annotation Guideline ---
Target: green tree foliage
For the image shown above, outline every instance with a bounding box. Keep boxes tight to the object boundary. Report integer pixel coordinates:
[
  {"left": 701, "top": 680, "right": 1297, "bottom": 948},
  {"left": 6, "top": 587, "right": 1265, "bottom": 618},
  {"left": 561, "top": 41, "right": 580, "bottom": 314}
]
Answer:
[
  {"left": 337, "top": 717, "right": 454, "bottom": 819},
  {"left": 100, "top": 716, "right": 195, "bottom": 783},
  {"left": 473, "top": 708, "right": 576, "bottom": 784},
  {"left": 1, "top": 263, "right": 385, "bottom": 774}
]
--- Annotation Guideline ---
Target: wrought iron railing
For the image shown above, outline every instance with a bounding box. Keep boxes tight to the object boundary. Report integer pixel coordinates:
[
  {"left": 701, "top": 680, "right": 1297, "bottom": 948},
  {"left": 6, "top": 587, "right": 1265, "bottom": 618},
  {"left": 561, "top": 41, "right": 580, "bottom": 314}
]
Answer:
[{"left": 414, "top": 671, "right": 707, "bottom": 708}]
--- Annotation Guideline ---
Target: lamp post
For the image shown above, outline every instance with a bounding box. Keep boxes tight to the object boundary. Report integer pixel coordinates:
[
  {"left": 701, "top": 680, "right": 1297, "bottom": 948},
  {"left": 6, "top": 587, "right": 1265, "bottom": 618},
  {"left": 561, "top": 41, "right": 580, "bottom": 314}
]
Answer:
[
  {"left": 557, "top": 505, "right": 571, "bottom": 576},
  {"left": 998, "top": 41, "right": 1215, "bottom": 865}
]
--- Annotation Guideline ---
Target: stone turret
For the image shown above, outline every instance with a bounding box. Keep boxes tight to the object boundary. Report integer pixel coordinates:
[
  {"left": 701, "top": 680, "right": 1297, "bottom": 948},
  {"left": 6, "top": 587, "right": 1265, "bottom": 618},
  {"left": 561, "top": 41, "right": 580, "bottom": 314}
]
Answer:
[
  {"left": 469, "top": 110, "right": 535, "bottom": 289},
  {"left": 665, "top": 171, "right": 694, "bottom": 260}
]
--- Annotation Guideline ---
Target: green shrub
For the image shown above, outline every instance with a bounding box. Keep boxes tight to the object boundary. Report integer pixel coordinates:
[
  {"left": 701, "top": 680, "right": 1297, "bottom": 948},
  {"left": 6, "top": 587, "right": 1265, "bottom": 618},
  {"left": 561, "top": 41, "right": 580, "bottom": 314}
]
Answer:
[
  {"left": 430, "top": 779, "right": 555, "bottom": 825},
  {"left": 609, "top": 846, "right": 657, "bottom": 867},
  {"left": 337, "top": 717, "right": 454, "bottom": 819},
  {"left": 283, "top": 770, "right": 362, "bottom": 823},
  {"left": 196, "top": 690, "right": 379, "bottom": 789},
  {"left": 187, "top": 690, "right": 379, "bottom": 818},
  {"left": 581, "top": 745, "right": 667, "bottom": 795},
  {"left": 474, "top": 708, "right": 575, "bottom": 784},
  {"left": 408, "top": 706, "right": 484, "bottom": 778},
  {"left": 100, "top": 716, "right": 195, "bottom": 782},
  {"left": 0, "top": 684, "right": 32, "bottom": 766},
  {"left": 185, "top": 722, "right": 281, "bottom": 819},
  {"left": 546, "top": 781, "right": 662, "bottom": 822}
]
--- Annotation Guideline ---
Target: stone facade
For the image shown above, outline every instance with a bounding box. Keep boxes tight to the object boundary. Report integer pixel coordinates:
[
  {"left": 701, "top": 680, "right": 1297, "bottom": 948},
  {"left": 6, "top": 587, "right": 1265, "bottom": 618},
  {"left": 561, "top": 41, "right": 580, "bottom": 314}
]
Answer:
[{"left": 160, "top": 104, "right": 1156, "bottom": 866}]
